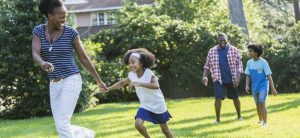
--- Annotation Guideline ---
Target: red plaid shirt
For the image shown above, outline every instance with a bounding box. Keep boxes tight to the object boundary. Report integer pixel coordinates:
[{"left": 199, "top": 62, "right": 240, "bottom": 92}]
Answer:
[{"left": 204, "top": 44, "right": 243, "bottom": 83}]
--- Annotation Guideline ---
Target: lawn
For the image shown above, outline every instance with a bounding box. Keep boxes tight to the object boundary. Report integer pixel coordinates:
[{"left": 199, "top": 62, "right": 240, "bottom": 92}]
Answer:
[{"left": 0, "top": 93, "right": 299, "bottom": 138}]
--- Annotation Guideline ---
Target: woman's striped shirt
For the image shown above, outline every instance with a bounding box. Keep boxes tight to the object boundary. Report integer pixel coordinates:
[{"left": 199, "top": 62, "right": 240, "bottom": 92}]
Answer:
[{"left": 33, "top": 24, "right": 80, "bottom": 80}]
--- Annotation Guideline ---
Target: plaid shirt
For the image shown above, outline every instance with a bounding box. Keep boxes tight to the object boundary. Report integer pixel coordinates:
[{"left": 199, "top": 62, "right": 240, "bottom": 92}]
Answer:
[{"left": 204, "top": 44, "right": 243, "bottom": 83}]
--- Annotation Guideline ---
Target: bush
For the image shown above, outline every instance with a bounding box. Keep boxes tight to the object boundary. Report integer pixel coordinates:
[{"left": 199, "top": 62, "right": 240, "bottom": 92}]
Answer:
[
  {"left": 263, "top": 23, "right": 300, "bottom": 92},
  {"left": 0, "top": 1, "right": 95, "bottom": 119},
  {"left": 0, "top": 0, "right": 51, "bottom": 119},
  {"left": 89, "top": 0, "right": 245, "bottom": 99}
]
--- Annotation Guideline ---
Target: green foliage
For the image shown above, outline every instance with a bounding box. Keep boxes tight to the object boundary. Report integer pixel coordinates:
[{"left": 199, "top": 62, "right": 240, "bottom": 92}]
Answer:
[
  {"left": 241, "top": 0, "right": 300, "bottom": 92},
  {"left": 0, "top": 0, "right": 50, "bottom": 119},
  {"left": 0, "top": 0, "right": 92, "bottom": 119},
  {"left": 90, "top": 0, "right": 245, "bottom": 98},
  {"left": 79, "top": 40, "right": 137, "bottom": 103},
  {"left": 264, "top": 23, "right": 300, "bottom": 92}
]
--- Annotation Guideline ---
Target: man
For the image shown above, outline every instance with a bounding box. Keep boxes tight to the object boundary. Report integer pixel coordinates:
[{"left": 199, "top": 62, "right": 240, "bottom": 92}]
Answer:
[{"left": 202, "top": 33, "right": 243, "bottom": 124}]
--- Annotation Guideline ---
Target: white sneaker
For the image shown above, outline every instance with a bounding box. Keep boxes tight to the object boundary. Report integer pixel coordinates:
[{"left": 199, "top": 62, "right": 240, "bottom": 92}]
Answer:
[
  {"left": 257, "top": 121, "right": 262, "bottom": 125},
  {"left": 214, "top": 121, "right": 220, "bottom": 125},
  {"left": 237, "top": 117, "right": 243, "bottom": 121},
  {"left": 261, "top": 123, "right": 267, "bottom": 128}
]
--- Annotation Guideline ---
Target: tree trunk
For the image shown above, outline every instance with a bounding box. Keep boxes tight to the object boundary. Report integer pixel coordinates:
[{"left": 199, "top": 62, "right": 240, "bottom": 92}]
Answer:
[
  {"left": 294, "top": 0, "right": 300, "bottom": 22},
  {"left": 228, "top": 0, "right": 249, "bottom": 36}
]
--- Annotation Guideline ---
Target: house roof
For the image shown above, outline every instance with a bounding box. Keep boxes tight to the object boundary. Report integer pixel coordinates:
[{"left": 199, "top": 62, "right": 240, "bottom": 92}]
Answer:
[
  {"left": 65, "top": 0, "right": 154, "bottom": 13},
  {"left": 76, "top": 25, "right": 113, "bottom": 38}
]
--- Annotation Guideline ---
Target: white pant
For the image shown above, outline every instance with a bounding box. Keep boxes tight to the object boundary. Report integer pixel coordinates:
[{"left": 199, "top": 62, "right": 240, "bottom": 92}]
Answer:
[{"left": 50, "top": 74, "right": 94, "bottom": 138}]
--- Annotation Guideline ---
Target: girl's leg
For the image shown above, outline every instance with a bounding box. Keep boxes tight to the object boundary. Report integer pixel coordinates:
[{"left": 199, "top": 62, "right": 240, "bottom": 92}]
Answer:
[
  {"left": 135, "top": 118, "right": 150, "bottom": 138},
  {"left": 160, "top": 123, "right": 174, "bottom": 138}
]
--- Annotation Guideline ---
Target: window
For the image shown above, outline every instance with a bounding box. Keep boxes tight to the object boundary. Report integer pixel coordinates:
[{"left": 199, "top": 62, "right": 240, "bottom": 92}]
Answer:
[
  {"left": 98, "top": 13, "right": 105, "bottom": 25},
  {"left": 107, "top": 12, "right": 116, "bottom": 25},
  {"left": 91, "top": 14, "right": 98, "bottom": 26},
  {"left": 91, "top": 12, "right": 116, "bottom": 26}
]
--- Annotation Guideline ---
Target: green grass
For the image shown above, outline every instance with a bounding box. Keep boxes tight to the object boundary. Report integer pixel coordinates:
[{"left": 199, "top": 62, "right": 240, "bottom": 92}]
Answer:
[{"left": 1, "top": 93, "right": 300, "bottom": 138}]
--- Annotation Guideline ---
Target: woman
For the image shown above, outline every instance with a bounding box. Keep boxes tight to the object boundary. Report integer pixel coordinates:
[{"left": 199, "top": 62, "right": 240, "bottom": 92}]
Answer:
[{"left": 31, "top": 0, "right": 107, "bottom": 137}]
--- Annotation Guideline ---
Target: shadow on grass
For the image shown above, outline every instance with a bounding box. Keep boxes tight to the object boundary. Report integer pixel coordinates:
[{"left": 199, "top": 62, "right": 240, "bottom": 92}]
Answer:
[
  {"left": 92, "top": 98, "right": 300, "bottom": 137},
  {"left": 77, "top": 103, "right": 137, "bottom": 117},
  {"left": 169, "top": 98, "right": 300, "bottom": 136},
  {"left": 1, "top": 98, "right": 299, "bottom": 137}
]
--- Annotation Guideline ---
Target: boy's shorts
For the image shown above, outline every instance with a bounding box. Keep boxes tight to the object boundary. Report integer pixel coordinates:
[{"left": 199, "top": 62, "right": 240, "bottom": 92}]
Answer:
[
  {"left": 213, "top": 81, "right": 239, "bottom": 100},
  {"left": 253, "top": 91, "right": 268, "bottom": 104}
]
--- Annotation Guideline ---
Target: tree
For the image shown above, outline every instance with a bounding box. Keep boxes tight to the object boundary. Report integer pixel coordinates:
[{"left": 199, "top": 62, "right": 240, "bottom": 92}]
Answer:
[
  {"left": 0, "top": 0, "right": 50, "bottom": 119},
  {"left": 293, "top": 0, "right": 300, "bottom": 22},
  {"left": 228, "top": 0, "right": 249, "bottom": 36},
  {"left": 90, "top": 0, "right": 245, "bottom": 98}
]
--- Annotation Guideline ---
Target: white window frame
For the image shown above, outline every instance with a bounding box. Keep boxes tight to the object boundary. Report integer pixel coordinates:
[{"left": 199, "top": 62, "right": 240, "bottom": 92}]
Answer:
[{"left": 91, "top": 11, "right": 116, "bottom": 26}]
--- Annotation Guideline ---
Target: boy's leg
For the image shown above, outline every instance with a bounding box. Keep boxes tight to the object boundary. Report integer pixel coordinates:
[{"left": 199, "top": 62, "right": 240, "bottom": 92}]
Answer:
[
  {"left": 256, "top": 104, "right": 262, "bottom": 122},
  {"left": 135, "top": 118, "right": 150, "bottom": 138},
  {"left": 253, "top": 93, "right": 262, "bottom": 122},
  {"left": 159, "top": 123, "right": 174, "bottom": 138},
  {"left": 259, "top": 91, "right": 268, "bottom": 123},
  {"left": 213, "top": 82, "right": 224, "bottom": 123},
  {"left": 260, "top": 102, "right": 267, "bottom": 123}
]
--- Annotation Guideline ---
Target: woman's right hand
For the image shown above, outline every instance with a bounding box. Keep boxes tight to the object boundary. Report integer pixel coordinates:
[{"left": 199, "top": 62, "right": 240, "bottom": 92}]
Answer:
[{"left": 41, "top": 61, "right": 54, "bottom": 73}]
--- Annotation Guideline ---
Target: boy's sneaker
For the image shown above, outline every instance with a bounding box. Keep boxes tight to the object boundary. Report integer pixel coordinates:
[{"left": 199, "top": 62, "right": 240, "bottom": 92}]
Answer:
[
  {"left": 214, "top": 121, "right": 221, "bottom": 125},
  {"left": 261, "top": 122, "right": 267, "bottom": 128},
  {"left": 237, "top": 117, "right": 243, "bottom": 121},
  {"left": 257, "top": 121, "right": 262, "bottom": 125}
]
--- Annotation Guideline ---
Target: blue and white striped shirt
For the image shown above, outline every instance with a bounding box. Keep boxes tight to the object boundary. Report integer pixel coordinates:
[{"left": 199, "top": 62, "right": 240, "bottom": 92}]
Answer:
[{"left": 33, "top": 24, "right": 80, "bottom": 80}]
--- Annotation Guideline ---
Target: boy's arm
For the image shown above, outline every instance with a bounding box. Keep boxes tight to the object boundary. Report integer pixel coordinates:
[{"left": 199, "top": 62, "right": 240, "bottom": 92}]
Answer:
[
  {"left": 107, "top": 77, "right": 131, "bottom": 92},
  {"left": 267, "top": 75, "right": 277, "bottom": 96},
  {"left": 131, "top": 76, "right": 160, "bottom": 89}
]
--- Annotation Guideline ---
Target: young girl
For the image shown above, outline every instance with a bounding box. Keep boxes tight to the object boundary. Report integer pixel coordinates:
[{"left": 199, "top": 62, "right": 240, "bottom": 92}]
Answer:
[
  {"left": 105, "top": 48, "right": 173, "bottom": 138},
  {"left": 245, "top": 44, "right": 277, "bottom": 127}
]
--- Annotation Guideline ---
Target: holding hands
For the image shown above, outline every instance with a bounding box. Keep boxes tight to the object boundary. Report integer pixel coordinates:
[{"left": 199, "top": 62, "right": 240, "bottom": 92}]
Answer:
[{"left": 98, "top": 81, "right": 108, "bottom": 92}]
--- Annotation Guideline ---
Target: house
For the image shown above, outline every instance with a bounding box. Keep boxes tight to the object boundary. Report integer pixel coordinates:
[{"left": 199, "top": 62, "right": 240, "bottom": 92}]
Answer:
[{"left": 65, "top": 0, "right": 154, "bottom": 38}]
